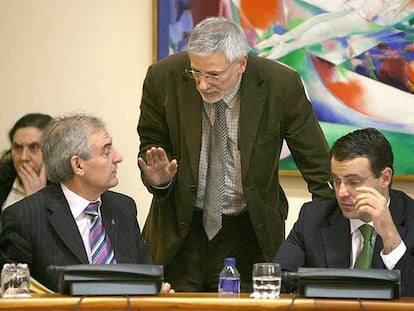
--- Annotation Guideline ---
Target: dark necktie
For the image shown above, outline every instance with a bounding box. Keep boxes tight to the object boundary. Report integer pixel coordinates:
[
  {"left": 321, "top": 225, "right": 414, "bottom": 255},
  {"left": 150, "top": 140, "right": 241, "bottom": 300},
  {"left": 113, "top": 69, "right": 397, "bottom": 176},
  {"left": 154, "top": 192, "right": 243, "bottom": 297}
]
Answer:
[
  {"left": 354, "top": 224, "right": 374, "bottom": 269},
  {"left": 203, "top": 100, "right": 227, "bottom": 240},
  {"left": 84, "top": 202, "right": 117, "bottom": 264}
]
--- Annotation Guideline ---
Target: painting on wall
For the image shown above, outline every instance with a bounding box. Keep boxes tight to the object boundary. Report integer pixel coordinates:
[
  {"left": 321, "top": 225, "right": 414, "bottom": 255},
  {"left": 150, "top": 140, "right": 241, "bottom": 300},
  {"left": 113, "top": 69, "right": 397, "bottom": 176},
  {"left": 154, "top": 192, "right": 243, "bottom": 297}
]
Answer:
[{"left": 155, "top": 0, "right": 414, "bottom": 178}]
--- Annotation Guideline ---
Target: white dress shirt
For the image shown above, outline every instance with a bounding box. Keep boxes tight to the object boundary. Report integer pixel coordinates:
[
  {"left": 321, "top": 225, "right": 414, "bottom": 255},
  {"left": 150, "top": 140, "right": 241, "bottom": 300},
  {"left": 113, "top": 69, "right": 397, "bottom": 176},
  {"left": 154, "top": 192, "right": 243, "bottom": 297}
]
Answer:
[
  {"left": 2, "top": 178, "right": 25, "bottom": 211},
  {"left": 61, "top": 183, "right": 101, "bottom": 264},
  {"left": 350, "top": 218, "right": 406, "bottom": 270}
]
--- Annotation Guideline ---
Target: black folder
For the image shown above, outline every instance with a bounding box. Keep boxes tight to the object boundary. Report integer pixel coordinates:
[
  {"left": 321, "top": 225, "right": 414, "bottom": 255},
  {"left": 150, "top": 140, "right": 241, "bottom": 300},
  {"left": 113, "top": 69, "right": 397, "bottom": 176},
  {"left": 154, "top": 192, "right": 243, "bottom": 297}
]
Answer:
[
  {"left": 296, "top": 268, "right": 400, "bottom": 299},
  {"left": 54, "top": 264, "right": 163, "bottom": 296}
]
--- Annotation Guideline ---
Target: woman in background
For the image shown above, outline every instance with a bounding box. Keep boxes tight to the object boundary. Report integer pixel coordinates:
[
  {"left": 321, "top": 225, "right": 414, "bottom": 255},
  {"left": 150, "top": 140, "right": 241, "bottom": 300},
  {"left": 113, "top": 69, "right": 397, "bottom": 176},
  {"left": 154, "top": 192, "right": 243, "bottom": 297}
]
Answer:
[{"left": 0, "top": 113, "right": 52, "bottom": 211}]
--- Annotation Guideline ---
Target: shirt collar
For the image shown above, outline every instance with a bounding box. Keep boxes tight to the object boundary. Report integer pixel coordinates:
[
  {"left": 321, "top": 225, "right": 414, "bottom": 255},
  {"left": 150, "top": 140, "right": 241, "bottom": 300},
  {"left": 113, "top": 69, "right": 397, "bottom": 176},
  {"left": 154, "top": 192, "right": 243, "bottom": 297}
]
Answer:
[
  {"left": 222, "top": 74, "right": 242, "bottom": 108},
  {"left": 60, "top": 183, "right": 101, "bottom": 219},
  {"left": 350, "top": 219, "right": 374, "bottom": 234},
  {"left": 12, "top": 178, "right": 25, "bottom": 195}
]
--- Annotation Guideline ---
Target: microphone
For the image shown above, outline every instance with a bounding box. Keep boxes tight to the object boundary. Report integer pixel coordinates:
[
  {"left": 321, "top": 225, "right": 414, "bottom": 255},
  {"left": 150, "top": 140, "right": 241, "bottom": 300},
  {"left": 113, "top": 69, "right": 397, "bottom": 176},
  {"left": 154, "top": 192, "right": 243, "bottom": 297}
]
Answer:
[
  {"left": 281, "top": 271, "right": 300, "bottom": 281},
  {"left": 284, "top": 268, "right": 401, "bottom": 299}
]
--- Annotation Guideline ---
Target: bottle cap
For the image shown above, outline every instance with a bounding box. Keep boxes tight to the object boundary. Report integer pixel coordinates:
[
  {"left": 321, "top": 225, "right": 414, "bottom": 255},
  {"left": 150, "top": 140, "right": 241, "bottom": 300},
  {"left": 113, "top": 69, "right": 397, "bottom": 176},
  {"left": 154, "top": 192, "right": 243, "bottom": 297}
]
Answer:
[{"left": 224, "top": 257, "right": 236, "bottom": 266}]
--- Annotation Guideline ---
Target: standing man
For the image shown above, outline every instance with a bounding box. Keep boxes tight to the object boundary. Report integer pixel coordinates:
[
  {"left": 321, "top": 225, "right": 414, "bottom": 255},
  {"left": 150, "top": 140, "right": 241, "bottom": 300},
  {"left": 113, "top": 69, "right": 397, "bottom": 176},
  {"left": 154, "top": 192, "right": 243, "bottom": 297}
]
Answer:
[
  {"left": 0, "top": 114, "right": 172, "bottom": 293},
  {"left": 275, "top": 128, "right": 414, "bottom": 296},
  {"left": 138, "top": 17, "right": 333, "bottom": 291}
]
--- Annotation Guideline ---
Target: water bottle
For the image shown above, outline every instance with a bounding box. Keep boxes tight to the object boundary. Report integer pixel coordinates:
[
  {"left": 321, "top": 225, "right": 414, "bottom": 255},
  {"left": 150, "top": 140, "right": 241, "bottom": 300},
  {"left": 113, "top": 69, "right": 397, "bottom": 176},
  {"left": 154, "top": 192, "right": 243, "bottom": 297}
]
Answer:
[{"left": 218, "top": 257, "right": 240, "bottom": 297}]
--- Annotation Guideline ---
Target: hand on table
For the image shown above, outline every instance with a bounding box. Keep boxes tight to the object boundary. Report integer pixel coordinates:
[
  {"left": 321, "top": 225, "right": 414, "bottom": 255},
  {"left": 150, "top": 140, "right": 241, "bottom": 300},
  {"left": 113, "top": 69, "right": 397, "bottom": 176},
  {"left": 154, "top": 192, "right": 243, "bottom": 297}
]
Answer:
[{"left": 160, "top": 282, "right": 175, "bottom": 293}]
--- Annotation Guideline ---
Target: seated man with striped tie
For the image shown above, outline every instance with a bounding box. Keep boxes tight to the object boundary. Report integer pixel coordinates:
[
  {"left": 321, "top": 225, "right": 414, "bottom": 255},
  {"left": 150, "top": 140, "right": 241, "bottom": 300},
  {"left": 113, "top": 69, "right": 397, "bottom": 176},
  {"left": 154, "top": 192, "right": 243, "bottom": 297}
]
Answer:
[
  {"left": 274, "top": 128, "right": 414, "bottom": 296},
  {"left": 0, "top": 113, "right": 173, "bottom": 293}
]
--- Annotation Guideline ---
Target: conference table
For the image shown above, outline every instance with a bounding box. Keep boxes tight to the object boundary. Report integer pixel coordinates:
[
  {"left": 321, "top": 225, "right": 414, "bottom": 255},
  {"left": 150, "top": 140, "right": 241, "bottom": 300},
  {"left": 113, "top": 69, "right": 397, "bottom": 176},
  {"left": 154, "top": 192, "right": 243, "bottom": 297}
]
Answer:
[{"left": 0, "top": 293, "right": 413, "bottom": 310}]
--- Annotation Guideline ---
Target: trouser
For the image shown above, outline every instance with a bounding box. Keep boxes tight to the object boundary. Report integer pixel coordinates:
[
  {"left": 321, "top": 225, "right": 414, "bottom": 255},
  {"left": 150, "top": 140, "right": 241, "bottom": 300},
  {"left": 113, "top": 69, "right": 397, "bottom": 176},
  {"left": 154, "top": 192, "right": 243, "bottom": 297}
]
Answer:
[{"left": 165, "top": 209, "right": 265, "bottom": 292}]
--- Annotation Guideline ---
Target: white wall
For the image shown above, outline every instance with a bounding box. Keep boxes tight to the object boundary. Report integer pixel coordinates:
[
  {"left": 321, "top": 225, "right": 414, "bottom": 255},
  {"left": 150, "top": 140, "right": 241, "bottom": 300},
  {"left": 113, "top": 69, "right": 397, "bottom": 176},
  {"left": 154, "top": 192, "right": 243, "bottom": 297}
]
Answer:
[
  {"left": 0, "top": 0, "right": 153, "bottom": 223},
  {"left": 1, "top": 0, "right": 413, "bottom": 235}
]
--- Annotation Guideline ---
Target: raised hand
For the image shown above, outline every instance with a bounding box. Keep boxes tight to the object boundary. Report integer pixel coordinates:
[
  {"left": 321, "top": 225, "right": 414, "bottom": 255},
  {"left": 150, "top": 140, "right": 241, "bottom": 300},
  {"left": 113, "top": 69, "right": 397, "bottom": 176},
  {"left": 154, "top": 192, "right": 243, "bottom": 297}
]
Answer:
[{"left": 138, "top": 147, "right": 178, "bottom": 187}]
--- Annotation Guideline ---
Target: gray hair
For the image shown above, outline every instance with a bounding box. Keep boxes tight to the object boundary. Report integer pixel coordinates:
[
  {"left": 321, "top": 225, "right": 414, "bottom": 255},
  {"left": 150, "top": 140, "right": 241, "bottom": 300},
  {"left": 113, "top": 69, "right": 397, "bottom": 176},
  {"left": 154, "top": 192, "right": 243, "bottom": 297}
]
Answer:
[
  {"left": 41, "top": 113, "right": 106, "bottom": 183},
  {"left": 188, "top": 16, "right": 248, "bottom": 63}
]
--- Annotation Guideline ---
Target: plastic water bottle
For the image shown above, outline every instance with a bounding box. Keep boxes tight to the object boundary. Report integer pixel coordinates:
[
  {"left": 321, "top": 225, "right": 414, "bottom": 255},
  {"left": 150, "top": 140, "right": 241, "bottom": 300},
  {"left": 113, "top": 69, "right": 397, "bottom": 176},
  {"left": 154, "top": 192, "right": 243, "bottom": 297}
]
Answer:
[{"left": 218, "top": 257, "right": 240, "bottom": 297}]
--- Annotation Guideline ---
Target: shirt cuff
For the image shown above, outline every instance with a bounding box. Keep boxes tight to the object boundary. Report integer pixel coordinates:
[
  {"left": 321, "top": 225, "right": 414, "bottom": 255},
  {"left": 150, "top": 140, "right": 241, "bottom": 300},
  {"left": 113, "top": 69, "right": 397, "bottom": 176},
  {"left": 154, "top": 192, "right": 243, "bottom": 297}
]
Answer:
[
  {"left": 380, "top": 241, "right": 407, "bottom": 270},
  {"left": 150, "top": 179, "right": 173, "bottom": 190}
]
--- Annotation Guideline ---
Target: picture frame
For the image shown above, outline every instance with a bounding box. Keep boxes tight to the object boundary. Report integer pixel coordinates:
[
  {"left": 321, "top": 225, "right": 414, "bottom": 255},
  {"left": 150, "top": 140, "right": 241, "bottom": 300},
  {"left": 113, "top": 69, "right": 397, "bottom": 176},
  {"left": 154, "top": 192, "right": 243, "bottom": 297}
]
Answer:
[{"left": 153, "top": 0, "right": 414, "bottom": 179}]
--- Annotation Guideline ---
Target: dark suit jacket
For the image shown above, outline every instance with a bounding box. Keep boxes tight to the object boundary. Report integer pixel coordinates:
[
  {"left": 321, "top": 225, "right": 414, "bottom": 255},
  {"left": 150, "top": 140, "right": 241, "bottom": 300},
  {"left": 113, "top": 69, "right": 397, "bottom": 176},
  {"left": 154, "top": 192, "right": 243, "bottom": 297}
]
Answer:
[
  {"left": 138, "top": 52, "right": 334, "bottom": 265},
  {"left": 275, "top": 189, "right": 414, "bottom": 296},
  {"left": 0, "top": 179, "right": 13, "bottom": 209},
  {"left": 0, "top": 163, "right": 17, "bottom": 209},
  {"left": 0, "top": 184, "right": 153, "bottom": 292}
]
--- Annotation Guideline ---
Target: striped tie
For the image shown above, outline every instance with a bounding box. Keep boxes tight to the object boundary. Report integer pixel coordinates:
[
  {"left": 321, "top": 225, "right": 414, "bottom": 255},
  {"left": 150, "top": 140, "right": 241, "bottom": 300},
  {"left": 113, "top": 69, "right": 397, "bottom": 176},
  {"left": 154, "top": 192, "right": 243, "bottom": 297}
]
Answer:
[{"left": 84, "top": 202, "right": 117, "bottom": 264}]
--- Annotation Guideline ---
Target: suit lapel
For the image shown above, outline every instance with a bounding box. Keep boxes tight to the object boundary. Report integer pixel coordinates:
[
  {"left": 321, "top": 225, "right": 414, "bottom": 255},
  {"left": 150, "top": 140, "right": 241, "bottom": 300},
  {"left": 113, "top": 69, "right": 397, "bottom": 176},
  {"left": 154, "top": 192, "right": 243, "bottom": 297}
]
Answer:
[
  {"left": 46, "top": 185, "right": 88, "bottom": 263},
  {"left": 178, "top": 77, "right": 203, "bottom": 183},
  {"left": 322, "top": 209, "right": 351, "bottom": 267},
  {"left": 239, "top": 63, "right": 266, "bottom": 179},
  {"left": 100, "top": 194, "right": 121, "bottom": 260},
  {"left": 388, "top": 190, "right": 407, "bottom": 238}
]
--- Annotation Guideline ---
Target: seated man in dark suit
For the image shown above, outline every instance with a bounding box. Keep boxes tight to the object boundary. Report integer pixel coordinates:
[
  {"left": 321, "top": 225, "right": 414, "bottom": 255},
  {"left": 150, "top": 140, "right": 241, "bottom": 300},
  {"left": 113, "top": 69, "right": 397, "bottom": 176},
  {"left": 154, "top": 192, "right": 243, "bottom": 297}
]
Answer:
[
  {"left": 275, "top": 128, "right": 414, "bottom": 296},
  {"left": 0, "top": 113, "right": 173, "bottom": 293}
]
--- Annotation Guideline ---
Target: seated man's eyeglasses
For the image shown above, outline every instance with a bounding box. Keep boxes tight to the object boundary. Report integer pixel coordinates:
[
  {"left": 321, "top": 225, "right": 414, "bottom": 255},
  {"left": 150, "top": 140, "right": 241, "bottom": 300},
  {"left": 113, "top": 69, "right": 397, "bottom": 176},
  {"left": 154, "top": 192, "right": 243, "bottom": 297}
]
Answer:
[
  {"left": 185, "top": 63, "right": 233, "bottom": 82},
  {"left": 327, "top": 175, "right": 371, "bottom": 191}
]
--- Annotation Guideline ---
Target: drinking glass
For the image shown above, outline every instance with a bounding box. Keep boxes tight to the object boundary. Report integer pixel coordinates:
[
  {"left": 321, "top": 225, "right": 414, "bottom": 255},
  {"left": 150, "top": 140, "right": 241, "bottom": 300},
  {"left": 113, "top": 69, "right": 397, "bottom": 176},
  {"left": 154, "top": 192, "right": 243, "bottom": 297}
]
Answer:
[
  {"left": 250, "top": 262, "right": 281, "bottom": 298},
  {"left": 1, "top": 263, "right": 31, "bottom": 298}
]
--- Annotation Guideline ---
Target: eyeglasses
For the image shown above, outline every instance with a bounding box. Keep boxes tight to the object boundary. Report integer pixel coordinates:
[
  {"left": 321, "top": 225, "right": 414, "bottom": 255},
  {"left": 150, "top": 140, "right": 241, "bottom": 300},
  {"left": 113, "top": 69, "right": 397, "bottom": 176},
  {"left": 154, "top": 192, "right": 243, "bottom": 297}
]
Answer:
[
  {"left": 327, "top": 175, "right": 372, "bottom": 191},
  {"left": 185, "top": 63, "right": 234, "bottom": 82}
]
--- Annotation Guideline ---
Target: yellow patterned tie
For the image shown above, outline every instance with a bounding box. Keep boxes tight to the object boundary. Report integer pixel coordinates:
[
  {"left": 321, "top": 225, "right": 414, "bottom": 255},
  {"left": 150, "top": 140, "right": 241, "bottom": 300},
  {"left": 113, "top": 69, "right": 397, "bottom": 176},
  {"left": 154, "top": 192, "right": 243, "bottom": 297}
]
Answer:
[{"left": 354, "top": 224, "right": 374, "bottom": 269}]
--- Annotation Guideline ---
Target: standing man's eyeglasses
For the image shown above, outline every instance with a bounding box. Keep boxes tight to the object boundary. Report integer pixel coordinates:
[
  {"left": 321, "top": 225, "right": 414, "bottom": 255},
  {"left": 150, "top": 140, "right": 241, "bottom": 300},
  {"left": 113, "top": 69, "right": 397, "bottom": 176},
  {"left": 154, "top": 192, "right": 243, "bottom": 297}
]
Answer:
[{"left": 185, "top": 63, "right": 234, "bottom": 82}]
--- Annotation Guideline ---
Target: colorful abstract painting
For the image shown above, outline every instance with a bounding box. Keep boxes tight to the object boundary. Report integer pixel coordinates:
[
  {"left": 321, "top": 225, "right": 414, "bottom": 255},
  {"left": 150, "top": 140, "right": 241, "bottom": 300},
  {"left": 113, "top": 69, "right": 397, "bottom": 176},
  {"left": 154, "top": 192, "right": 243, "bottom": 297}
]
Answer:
[{"left": 155, "top": 0, "right": 414, "bottom": 177}]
